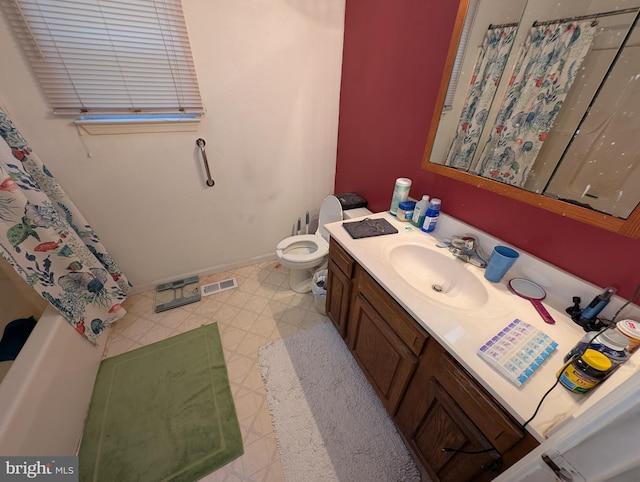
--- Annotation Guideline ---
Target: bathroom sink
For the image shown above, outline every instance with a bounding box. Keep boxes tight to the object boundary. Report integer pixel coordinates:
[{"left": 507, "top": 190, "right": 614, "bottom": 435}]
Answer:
[{"left": 386, "top": 243, "right": 489, "bottom": 310}]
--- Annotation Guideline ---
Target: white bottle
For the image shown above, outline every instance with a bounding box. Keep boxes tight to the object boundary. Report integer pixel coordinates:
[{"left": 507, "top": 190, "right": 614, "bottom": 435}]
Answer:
[
  {"left": 421, "top": 198, "right": 441, "bottom": 233},
  {"left": 389, "top": 178, "right": 412, "bottom": 216},
  {"left": 411, "top": 195, "right": 430, "bottom": 227}
]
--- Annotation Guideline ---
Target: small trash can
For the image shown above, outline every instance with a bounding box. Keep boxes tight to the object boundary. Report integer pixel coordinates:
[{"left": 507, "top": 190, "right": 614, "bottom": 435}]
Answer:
[{"left": 311, "top": 269, "right": 328, "bottom": 315}]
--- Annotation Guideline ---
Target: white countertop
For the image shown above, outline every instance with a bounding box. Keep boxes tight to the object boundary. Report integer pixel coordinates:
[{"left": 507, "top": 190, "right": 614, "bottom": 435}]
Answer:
[{"left": 325, "top": 211, "right": 640, "bottom": 442}]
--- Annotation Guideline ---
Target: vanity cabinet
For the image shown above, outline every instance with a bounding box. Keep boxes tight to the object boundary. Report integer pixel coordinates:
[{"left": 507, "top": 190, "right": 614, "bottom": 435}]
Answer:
[
  {"left": 326, "top": 238, "right": 354, "bottom": 337},
  {"left": 326, "top": 237, "right": 539, "bottom": 480}
]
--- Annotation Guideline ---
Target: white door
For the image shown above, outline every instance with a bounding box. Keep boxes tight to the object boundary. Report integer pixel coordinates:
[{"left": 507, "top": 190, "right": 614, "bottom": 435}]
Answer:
[{"left": 495, "top": 369, "right": 640, "bottom": 481}]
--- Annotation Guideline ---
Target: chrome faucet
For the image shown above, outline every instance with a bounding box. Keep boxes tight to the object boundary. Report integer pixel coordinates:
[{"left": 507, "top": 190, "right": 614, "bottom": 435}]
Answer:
[{"left": 438, "top": 235, "right": 488, "bottom": 268}]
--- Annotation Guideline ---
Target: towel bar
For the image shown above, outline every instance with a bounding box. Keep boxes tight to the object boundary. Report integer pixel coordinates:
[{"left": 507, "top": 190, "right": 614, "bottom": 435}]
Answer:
[{"left": 196, "top": 138, "right": 215, "bottom": 187}]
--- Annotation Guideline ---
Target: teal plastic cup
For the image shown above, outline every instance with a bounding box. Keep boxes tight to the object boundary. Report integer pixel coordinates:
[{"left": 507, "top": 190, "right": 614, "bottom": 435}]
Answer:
[{"left": 484, "top": 246, "right": 519, "bottom": 282}]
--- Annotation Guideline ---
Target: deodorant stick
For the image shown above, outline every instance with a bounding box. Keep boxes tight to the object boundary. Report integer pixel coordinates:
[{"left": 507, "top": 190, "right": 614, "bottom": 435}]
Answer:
[{"left": 389, "top": 178, "right": 412, "bottom": 216}]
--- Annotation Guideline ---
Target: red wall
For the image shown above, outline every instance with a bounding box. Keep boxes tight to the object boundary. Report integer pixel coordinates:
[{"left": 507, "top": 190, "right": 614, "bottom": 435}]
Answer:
[{"left": 335, "top": 0, "right": 640, "bottom": 301}]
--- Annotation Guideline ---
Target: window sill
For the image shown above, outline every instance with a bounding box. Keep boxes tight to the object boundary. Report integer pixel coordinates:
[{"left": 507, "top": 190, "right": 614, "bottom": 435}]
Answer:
[{"left": 74, "top": 116, "right": 200, "bottom": 135}]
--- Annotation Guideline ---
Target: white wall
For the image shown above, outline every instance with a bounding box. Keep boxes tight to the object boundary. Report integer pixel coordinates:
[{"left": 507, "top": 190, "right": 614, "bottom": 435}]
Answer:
[
  {"left": 0, "top": 0, "right": 346, "bottom": 290},
  {"left": 0, "top": 259, "right": 46, "bottom": 329}
]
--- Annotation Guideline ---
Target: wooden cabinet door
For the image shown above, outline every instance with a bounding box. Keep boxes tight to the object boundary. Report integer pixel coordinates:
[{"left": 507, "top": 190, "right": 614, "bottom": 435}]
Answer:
[
  {"left": 326, "top": 259, "right": 352, "bottom": 338},
  {"left": 348, "top": 293, "right": 418, "bottom": 415},
  {"left": 397, "top": 341, "right": 533, "bottom": 481},
  {"left": 407, "top": 379, "right": 501, "bottom": 482}
]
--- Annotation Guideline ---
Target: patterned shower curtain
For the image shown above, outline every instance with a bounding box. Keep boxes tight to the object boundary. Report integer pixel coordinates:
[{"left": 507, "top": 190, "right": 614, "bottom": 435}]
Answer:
[
  {"left": 445, "top": 23, "right": 518, "bottom": 170},
  {"left": 0, "top": 108, "right": 130, "bottom": 344},
  {"left": 476, "top": 20, "right": 597, "bottom": 186}
]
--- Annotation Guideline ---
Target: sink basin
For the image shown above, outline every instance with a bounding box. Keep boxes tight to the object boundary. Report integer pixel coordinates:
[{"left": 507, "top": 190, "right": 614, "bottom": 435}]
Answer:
[{"left": 386, "top": 243, "right": 489, "bottom": 309}]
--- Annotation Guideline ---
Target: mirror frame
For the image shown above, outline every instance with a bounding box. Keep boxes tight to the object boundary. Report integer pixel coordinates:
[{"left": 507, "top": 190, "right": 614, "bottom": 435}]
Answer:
[{"left": 422, "top": 0, "right": 640, "bottom": 238}]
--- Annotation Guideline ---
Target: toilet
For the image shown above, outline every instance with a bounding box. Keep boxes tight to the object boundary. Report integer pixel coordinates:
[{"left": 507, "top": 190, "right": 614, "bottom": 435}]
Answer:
[{"left": 276, "top": 195, "right": 344, "bottom": 293}]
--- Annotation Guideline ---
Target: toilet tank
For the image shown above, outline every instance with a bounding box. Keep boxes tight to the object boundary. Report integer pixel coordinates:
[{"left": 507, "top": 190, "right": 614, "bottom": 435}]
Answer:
[{"left": 343, "top": 207, "right": 373, "bottom": 220}]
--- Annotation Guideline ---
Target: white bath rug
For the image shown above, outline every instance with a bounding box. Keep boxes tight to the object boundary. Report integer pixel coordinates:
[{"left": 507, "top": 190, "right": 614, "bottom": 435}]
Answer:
[{"left": 258, "top": 322, "right": 421, "bottom": 482}]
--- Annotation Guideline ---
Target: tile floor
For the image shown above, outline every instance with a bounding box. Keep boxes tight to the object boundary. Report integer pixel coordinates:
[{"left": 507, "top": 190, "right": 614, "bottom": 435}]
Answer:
[{"left": 104, "top": 260, "right": 328, "bottom": 481}]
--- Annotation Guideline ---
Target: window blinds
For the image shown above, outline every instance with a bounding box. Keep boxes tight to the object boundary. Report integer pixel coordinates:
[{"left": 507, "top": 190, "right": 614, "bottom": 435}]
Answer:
[
  {"left": 443, "top": 0, "right": 480, "bottom": 111},
  {"left": 1, "top": 0, "right": 203, "bottom": 115}
]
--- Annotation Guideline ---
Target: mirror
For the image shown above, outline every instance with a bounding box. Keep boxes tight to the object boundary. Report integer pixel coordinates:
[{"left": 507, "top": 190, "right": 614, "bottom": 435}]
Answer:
[{"left": 423, "top": 0, "right": 640, "bottom": 238}]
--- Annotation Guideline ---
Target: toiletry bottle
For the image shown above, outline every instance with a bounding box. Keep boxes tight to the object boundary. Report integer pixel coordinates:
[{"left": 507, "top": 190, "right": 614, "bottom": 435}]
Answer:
[
  {"left": 557, "top": 349, "right": 612, "bottom": 394},
  {"left": 564, "top": 329, "right": 630, "bottom": 367},
  {"left": 616, "top": 319, "right": 640, "bottom": 353},
  {"left": 421, "top": 198, "right": 441, "bottom": 233},
  {"left": 581, "top": 287, "right": 616, "bottom": 321},
  {"left": 397, "top": 201, "right": 416, "bottom": 222},
  {"left": 389, "top": 178, "right": 412, "bottom": 216},
  {"left": 411, "top": 195, "right": 430, "bottom": 228}
]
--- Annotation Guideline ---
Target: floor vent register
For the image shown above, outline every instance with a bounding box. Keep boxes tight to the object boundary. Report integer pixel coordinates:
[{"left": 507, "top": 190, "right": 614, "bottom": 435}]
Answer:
[{"left": 201, "top": 278, "right": 238, "bottom": 297}]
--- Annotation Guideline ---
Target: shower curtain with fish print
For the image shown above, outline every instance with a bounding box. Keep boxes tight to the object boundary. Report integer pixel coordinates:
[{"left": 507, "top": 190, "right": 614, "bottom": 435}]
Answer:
[
  {"left": 0, "top": 108, "right": 130, "bottom": 344},
  {"left": 476, "top": 20, "right": 597, "bottom": 186}
]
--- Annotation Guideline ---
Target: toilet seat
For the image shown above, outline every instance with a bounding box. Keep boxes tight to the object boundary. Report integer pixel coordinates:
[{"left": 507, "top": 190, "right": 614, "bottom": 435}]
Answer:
[{"left": 276, "top": 235, "right": 329, "bottom": 265}]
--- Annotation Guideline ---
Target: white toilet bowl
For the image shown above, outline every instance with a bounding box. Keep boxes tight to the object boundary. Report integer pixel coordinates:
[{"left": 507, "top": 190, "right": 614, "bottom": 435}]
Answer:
[{"left": 276, "top": 195, "right": 343, "bottom": 293}]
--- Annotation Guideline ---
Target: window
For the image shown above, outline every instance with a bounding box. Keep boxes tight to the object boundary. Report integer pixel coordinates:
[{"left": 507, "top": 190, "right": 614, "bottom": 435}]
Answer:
[
  {"left": 443, "top": 0, "right": 479, "bottom": 111},
  {"left": 1, "top": 0, "right": 203, "bottom": 131}
]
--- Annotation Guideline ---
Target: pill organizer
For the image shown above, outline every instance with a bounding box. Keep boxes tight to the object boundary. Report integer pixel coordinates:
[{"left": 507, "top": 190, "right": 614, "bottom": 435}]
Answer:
[{"left": 477, "top": 318, "right": 558, "bottom": 387}]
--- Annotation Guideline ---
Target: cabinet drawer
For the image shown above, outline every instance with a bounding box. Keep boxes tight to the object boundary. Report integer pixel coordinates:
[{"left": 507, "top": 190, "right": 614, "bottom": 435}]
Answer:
[
  {"left": 329, "top": 237, "right": 354, "bottom": 278},
  {"left": 356, "top": 265, "right": 428, "bottom": 356}
]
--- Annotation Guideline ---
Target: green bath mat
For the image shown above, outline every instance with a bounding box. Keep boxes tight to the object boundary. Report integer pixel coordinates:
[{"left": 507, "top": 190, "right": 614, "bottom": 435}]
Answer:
[{"left": 79, "top": 324, "right": 243, "bottom": 482}]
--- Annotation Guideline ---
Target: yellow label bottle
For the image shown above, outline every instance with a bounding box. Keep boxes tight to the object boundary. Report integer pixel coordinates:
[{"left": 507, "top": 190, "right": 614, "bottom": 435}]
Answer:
[{"left": 557, "top": 349, "right": 612, "bottom": 394}]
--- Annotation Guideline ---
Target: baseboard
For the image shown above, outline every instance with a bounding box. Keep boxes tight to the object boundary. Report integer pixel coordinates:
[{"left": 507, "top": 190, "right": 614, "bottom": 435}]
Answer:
[{"left": 128, "top": 253, "right": 277, "bottom": 295}]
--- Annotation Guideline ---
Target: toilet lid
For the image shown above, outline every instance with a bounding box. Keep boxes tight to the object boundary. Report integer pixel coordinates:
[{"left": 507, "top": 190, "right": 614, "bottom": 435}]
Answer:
[{"left": 317, "top": 195, "right": 343, "bottom": 241}]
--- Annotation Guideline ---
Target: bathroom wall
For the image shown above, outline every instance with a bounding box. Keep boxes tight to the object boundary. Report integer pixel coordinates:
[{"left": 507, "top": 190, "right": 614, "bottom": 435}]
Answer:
[
  {"left": 335, "top": 0, "right": 640, "bottom": 301},
  {"left": 0, "top": 259, "right": 46, "bottom": 329},
  {"left": 0, "top": 0, "right": 345, "bottom": 290}
]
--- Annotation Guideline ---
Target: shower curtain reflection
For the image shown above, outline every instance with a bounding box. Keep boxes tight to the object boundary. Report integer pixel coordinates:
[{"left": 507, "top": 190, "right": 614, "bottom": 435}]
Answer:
[
  {"left": 445, "top": 23, "right": 518, "bottom": 170},
  {"left": 475, "top": 20, "right": 597, "bottom": 186}
]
